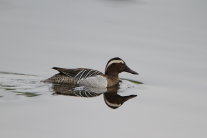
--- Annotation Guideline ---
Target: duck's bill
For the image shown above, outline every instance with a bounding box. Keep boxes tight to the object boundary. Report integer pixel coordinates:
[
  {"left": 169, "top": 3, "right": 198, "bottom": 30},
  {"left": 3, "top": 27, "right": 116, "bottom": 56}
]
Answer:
[{"left": 125, "top": 66, "right": 139, "bottom": 75}]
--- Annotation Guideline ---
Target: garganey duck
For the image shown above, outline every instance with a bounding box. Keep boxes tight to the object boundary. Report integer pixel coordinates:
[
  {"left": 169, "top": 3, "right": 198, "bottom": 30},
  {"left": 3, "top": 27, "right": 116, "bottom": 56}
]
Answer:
[{"left": 43, "top": 57, "right": 138, "bottom": 88}]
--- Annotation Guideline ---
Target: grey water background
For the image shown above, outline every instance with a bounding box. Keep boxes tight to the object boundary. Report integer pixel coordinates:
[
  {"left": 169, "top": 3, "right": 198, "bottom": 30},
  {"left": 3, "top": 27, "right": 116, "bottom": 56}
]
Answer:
[{"left": 0, "top": 0, "right": 207, "bottom": 138}]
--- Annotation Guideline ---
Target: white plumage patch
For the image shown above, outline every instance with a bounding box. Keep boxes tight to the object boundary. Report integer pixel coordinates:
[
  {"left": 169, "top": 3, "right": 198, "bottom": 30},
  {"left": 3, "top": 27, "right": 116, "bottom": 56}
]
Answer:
[
  {"left": 78, "top": 75, "right": 107, "bottom": 88},
  {"left": 104, "top": 98, "right": 121, "bottom": 108},
  {"left": 106, "top": 59, "right": 124, "bottom": 70}
]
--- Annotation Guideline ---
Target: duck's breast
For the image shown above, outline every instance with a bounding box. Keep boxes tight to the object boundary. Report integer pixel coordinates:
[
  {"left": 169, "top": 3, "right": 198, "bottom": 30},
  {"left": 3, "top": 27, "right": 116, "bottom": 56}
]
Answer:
[{"left": 78, "top": 75, "right": 107, "bottom": 88}]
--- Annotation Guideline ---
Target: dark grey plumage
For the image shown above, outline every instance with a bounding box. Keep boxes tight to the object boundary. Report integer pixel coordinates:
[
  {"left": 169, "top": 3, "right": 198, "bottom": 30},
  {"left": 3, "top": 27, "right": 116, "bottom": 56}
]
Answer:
[{"left": 43, "top": 67, "right": 103, "bottom": 84}]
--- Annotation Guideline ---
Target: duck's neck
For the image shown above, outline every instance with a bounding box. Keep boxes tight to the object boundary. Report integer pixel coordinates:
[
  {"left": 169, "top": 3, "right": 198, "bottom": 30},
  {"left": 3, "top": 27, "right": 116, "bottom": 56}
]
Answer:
[
  {"left": 105, "top": 71, "right": 120, "bottom": 87},
  {"left": 105, "top": 72, "right": 119, "bottom": 77}
]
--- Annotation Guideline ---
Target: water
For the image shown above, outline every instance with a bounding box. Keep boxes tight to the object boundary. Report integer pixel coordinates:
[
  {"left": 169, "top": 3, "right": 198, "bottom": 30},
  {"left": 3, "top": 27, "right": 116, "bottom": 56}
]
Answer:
[
  {"left": 0, "top": 0, "right": 207, "bottom": 138},
  {"left": 0, "top": 71, "right": 141, "bottom": 109},
  {"left": 0, "top": 71, "right": 49, "bottom": 99}
]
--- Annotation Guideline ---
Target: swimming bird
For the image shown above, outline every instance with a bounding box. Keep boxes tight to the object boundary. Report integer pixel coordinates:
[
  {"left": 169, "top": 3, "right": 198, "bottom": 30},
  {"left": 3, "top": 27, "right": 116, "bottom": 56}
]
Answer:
[{"left": 43, "top": 57, "right": 138, "bottom": 88}]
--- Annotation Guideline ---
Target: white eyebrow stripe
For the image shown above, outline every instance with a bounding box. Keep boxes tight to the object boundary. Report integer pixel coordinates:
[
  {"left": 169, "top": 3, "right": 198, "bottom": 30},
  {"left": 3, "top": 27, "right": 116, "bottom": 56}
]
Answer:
[{"left": 106, "top": 60, "right": 124, "bottom": 70}]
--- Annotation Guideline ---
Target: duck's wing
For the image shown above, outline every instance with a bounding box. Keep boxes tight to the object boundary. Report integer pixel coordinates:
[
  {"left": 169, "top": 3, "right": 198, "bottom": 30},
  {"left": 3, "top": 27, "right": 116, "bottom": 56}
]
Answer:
[{"left": 52, "top": 67, "right": 103, "bottom": 80}]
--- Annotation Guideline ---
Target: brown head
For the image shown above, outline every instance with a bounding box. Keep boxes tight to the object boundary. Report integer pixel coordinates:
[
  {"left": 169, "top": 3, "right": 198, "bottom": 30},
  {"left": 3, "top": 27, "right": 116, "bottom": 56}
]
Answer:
[{"left": 105, "top": 57, "right": 138, "bottom": 76}]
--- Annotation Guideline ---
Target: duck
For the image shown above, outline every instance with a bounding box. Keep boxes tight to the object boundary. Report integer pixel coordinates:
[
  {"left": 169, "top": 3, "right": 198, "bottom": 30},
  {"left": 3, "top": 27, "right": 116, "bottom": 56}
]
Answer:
[{"left": 43, "top": 57, "right": 138, "bottom": 88}]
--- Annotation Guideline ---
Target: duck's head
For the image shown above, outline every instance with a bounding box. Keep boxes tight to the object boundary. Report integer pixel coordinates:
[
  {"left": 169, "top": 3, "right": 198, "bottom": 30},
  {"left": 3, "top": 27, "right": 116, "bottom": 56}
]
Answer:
[{"left": 105, "top": 57, "right": 138, "bottom": 76}]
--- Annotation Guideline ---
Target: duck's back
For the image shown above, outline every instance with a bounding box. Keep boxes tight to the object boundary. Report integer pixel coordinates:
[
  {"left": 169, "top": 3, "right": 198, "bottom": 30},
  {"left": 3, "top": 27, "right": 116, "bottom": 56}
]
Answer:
[{"left": 43, "top": 67, "right": 107, "bottom": 87}]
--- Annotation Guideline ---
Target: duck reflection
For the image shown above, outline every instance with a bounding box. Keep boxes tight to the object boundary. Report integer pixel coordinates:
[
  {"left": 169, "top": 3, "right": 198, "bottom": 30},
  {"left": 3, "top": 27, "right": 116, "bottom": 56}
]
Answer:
[
  {"left": 104, "top": 92, "right": 137, "bottom": 109},
  {"left": 51, "top": 84, "right": 137, "bottom": 109}
]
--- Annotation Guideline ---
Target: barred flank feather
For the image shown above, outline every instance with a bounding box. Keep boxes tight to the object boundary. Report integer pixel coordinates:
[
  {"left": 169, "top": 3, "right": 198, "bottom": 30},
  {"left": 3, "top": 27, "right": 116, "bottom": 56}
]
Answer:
[
  {"left": 74, "top": 69, "right": 102, "bottom": 81},
  {"left": 43, "top": 67, "right": 104, "bottom": 84}
]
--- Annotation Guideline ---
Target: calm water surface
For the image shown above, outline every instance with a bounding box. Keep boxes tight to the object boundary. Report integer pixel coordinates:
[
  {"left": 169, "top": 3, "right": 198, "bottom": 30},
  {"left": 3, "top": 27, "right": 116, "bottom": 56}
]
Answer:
[
  {"left": 0, "top": 71, "right": 141, "bottom": 109},
  {"left": 0, "top": 0, "right": 207, "bottom": 138}
]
